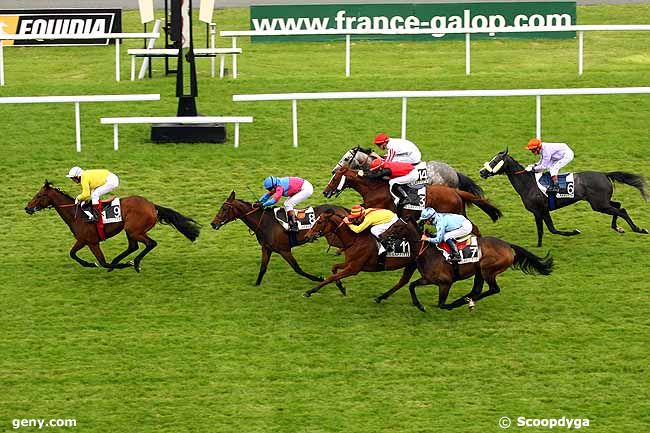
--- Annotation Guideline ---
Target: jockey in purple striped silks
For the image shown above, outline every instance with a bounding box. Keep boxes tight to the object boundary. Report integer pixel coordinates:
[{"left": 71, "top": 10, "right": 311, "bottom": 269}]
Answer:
[{"left": 257, "top": 176, "right": 314, "bottom": 232}]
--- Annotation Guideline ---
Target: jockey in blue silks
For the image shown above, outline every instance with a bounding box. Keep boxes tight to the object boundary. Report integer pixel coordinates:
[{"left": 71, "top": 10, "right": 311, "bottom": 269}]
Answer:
[
  {"left": 257, "top": 176, "right": 313, "bottom": 231},
  {"left": 418, "top": 207, "right": 473, "bottom": 262}
]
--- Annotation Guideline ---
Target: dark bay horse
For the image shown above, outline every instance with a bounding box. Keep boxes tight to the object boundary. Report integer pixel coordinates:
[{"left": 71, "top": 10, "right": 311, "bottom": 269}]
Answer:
[
  {"left": 333, "top": 146, "right": 485, "bottom": 197},
  {"left": 323, "top": 165, "right": 502, "bottom": 229},
  {"left": 377, "top": 219, "right": 554, "bottom": 312},
  {"left": 479, "top": 149, "right": 648, "bottom": 246},
  {"left": 25, "top": 181, "right": 201, "bottom": 272},
  {"left": 211, "top": 191, "right": 348, "bottom": 291},
  {"left": 302, "top": 209, "right": 418, "bottom": 298}
]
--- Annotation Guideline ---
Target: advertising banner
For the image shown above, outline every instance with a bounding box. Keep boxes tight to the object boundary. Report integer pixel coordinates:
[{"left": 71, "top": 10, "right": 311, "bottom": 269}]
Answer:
[
  {"left": 250, "top": 2, "right": 576, "bottom": 42},
  {"left": 0, "top": 8, "right": 122, "bottom": 46}
]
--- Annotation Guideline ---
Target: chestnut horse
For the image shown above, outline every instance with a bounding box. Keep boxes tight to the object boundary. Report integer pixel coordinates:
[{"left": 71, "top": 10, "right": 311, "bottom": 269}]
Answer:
[
  {"left": 323, "top": 165, "right": 502, "bottom": 231},
  {"left": 302, "top": 209, "right": 419, "bottom": 298},
  {"left": 211, "top": 191, "right": 348, "bottom": 291},
  {"left": 376, "top": 218, "right": 554, "bottom": 312},
  {"left": 25, "top": 181, "right": 201, "bottom": 272}
]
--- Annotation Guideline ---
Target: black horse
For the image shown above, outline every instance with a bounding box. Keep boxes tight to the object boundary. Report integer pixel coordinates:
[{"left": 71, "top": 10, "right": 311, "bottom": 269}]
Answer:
[{"left": 479, "top": 149, "right": 648, "bottom": 246}]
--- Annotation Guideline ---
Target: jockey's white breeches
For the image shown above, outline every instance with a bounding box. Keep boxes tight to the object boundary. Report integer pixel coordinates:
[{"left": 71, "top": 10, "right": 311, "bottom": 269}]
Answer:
[
  {"left": 442, "top": 220, "right": 473, "bottom": 241},
  {"left": 90, "top": 173, "right": 119, "bottom": 205},
  {"left": 370, "top": 215, "right": 399, "bottom": 238},
  {"left": 388, "top": 169, "right": 419, "bottom": 200},
  {"left": 284, "top": 180, "right": 313, "bottom": 211},
  {"left": 548, "top": 149, "right": 574, "bottom": 177}
]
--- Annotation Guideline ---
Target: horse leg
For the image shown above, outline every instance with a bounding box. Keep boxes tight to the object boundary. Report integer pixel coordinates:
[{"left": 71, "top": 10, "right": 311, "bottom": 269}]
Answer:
[
  {"left": 597, "top": 203, "right": 648, "bottom": 234},
  {"left": 407, "top": 277, "right": 431, "bottom": 312},
  {"left": 446, "top": 273, "right": 484, "bottom": 311},
  {"left": 303, "top": 265, "right": 359, "bottom": 297},
  {"left": 129, "top": 235, "right": 158, "bottom": 273},
  {"left": 473, "top": 278, "right": 501, "bottom": 302},
  {"left": 542, "top": 212, "right": 581, "bottom": 237},
  {"left": 437, "top": 283, "right": 455, "bottom": 310},
  {"left": 255, "top": 247, "right": 272, "bottom": 286},
  {"left": 618, "top": 207, "right": 649, "bottom": 234},
  {"left": 330, "top": 262, "right": 348, "bottom": 295},
  {"left": 69, "top": 240, "right": 97, "bottom": 268},
  {"left": 374, "top": 263, "right": 417, "bottom": 303},
  {"left": 107, "top": 235, "right": 140, "bottom": 272},
  {"left": 535, "top": 214, "right": 544, "bottom": 247},
  {"left": 609, "top": 201, "right": 624, "bottom": 233},
  {"left": 278, "top": 250, "right": 323, "bottom": 282},
  {"left": 87, "top": 243, "right": 130, "bottom": 269}
]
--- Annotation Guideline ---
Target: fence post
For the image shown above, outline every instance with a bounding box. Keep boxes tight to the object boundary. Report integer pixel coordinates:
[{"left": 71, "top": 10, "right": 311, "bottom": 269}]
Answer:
[
  {"left": 115, "top": 38, "right": 120, "bottom": 82},
  {"left": 465, "top": 33, "right": 471, "bottom": 75},
  {"left": 232, "top": 37, "right": 238, "bottom": 78},
  {"left": 578, "top": 31, "right": 584, "bottom": 76},
  {"left": 345, "top": 34, "right": 351, "bottom": 77},
  {"left": 210, "top": 23, "right": 217, "bottom": 78},
  {"left": 401, "top": 97, "right": 408, "bottom": 139},
  {"left": 292, "top": 99, "right": 298, "bottom": 147},
  {"left": 535, "top": 95, "right": 541, "bottom": 139},
  {"left": 75, "top": 102, "right": 82, "bottom": 152},
  {"left": 113, "top": 124, "right": 119, "bottom": 151},
  {"left": 0, "top": 42, "right": 4, "bottom": 86}
]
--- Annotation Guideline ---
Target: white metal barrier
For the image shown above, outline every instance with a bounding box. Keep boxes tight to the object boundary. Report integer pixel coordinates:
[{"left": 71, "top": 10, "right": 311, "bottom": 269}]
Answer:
[
  {"left": 221, "top": 25, "right": 650, "bottom": 77},
  {"left": 100, "top": 116, "right": 254, "bottom": 149},
  {"left": 233, "top": 87, "right": 650, "bottom": 147},
  {"left": 0, "top": 32, "right": 160, "bottom": 85},
  {"left": 0, "top": 94, "right": 161, "bottom": 152}
]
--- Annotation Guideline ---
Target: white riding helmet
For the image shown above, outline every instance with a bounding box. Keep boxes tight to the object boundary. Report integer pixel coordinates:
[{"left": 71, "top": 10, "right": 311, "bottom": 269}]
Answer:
[{"left": 66, "top": 166, "right": 83, "bottom": 178}]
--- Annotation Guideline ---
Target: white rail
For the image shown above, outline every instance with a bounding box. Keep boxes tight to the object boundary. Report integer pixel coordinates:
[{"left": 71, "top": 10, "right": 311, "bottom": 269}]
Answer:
[
  {"left": 221, "top": 24, "right": 650, "bottom": 77},
  {"left": 0, "top": 94, "right": 161, "bottom": 152},
  {"left": 233, "top": 87, "right": 650, "bottom": 147},
  {"left": 0, "top": 32, "right": 160, "bottom": 85}
]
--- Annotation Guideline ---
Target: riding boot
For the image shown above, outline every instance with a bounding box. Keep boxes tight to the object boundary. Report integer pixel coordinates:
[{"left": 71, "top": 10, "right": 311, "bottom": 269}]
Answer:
[
  {"left": 287, "top": 210, "right": 299, "bottom": 232},
  {"left": 547, "top": 175, "right": 560, "bottom": 193},
  {"left": 89, "top": 203, "right": 102, "bottom": 224},
  {"left": 446, "top": 238, "right": 461, "bottom": 263},
  {"left": 391, "top": 184, "right": 407, "bottom": 209}
]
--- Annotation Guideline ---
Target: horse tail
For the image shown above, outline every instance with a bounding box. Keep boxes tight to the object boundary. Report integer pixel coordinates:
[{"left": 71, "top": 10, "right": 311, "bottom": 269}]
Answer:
[
  {"left": 606, "top": 172, "right": 648, "bottom": 201},
  {"left": 456, "top": 190, "right": 503, "bottom": 222},
  {"left": 456, "top": 171, "right": 485, "bottom": 198},
  {"left": 509, "top": 243, "right": 554, "bottom": 276},
  {"left": 155, "top": 205, "right": 201, "bottom": 242}
]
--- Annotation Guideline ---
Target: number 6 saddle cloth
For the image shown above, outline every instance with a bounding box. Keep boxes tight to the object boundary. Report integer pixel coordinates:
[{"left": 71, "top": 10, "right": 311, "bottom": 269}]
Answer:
[
  {"left": 535, "top": 172, "right": 575, "bottom": 199},
  {"left": 273, "top": 207, "right": 316, "bottom": 231}
]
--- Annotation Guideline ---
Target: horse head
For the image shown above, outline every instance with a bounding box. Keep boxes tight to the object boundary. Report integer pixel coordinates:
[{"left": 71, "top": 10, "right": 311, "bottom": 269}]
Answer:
[
  {"left": 25, "top": 180, "right": 70, "bottom": 214},
  {"left": 332, "top": 147, "right": 373, "bottom": 174},
  {"left": 211, "top": 191, "right": 249, "bottom": 230},
  {"left": 305, "top": 209, "right": 346, "bottom": 242},
  {"left": 479, "top": 148, "right": 517, "bottom": 179},
  {"left": 378, "top": 218, "right": 411, "bottom": 244},
  {"left": 323, "top": 165, "right": 360, "bottom": 198}
]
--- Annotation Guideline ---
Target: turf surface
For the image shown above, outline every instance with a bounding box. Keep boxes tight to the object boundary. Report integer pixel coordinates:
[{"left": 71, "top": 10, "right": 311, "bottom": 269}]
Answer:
[{"left": 1, "top": 5, "right": 649, "bottom": 433}]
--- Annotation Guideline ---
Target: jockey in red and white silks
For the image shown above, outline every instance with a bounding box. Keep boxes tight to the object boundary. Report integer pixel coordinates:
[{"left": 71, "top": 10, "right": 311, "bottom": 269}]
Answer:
[{"left": 373, "top": 133, "right": 422, "bottom": 165}]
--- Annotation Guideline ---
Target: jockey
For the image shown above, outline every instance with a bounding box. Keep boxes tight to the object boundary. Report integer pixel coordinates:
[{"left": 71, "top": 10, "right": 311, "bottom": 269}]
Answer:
[
  {"left": 363, "top": 158, "right": 419, "bottom": 208},
  {"left": 525, "top": 139, "right": 575, "bottom": 193},
  {"left": 257, "top": 176, "right": 313, "bottom": 232},
  {"left": 418, "top": 207, "right": 473, "bottom": 263},
  {"left": 373, "top": 133, "right": 422, "bottom": 165},
  {"left": 343, "top": 205, "right": 399, "bottom": 255},
  {"left": 66, "top": 166, "right": 119, "bottom": 223}
]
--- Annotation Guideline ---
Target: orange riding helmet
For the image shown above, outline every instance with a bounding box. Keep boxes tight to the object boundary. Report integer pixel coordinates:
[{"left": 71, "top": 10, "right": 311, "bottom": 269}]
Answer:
[
  {"left": 526, "top": 138, "right": 542, "bottom": 151},
  {"left": 349, "top": 204, "right": 365, "bottom": 219}
]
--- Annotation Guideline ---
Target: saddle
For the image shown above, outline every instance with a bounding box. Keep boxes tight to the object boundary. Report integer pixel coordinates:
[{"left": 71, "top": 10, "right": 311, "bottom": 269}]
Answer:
[
  {"left": 401, "top": 185, "right": 426, "bottom": 211},
  {"left": 536, "top": 172, "right": 575, "bottom": 199},
  {"left": 435, "top": 234, "right": 481, "bottom": 264},
  {"left": 273, "top": 207, "right": 316, "bottom": 231},
  {"left": 80, "top": 197, "right": 122, "bottom": 224}
]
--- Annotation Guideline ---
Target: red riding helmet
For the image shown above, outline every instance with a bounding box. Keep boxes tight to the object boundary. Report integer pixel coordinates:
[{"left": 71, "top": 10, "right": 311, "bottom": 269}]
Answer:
[
  {"left": 370, "top": 158, "right": 385, "bottom": 171},
  {"left": 374, "top": 133, "right": 389, "bottom": 146}
]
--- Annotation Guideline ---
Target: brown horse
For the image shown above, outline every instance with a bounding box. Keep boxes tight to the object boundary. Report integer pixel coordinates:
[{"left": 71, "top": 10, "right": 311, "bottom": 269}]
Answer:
[
  {"left": 376, "top": 218, "right": 554, "bottom": 312},
  {"left": 323, "top": 165, "right": 502, "bottom": 229},
  {"left": 302, "top": 209, "right": 419, "bottom": 298},
  {"left": 211, "top": 191, "right": 348, "bottom": 291},
  {"left": 25, "top": 181, "right": 201, "bottom": 272}
]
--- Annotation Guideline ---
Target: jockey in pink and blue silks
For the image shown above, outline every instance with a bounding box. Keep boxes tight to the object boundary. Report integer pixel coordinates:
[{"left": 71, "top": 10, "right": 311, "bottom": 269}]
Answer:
[{"left": 257, "top": 176, "right": 314, "bottom": 232}]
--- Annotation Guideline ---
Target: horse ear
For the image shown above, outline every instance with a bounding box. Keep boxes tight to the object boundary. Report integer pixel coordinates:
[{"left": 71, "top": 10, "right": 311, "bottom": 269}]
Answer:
[
  {"left": 504, "top": 147, "right": 509, "bottom": 155},
  {"left": 44, "top": 179, "right": 51, "bottom": 187},
  {"left": 228, "top": 191, "right": 235, "bottom": 199}
]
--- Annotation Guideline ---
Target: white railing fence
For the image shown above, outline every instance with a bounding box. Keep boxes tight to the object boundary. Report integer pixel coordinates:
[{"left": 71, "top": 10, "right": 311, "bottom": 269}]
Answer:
[
  {"left": 233, "top": 87, "right": 650, "bottom": 147},
  {"left": 0, "top": 94, "right": 160, "bottom": 151},
  {"left": 221, "top": 25, "right": 650, "bottom": 77}
]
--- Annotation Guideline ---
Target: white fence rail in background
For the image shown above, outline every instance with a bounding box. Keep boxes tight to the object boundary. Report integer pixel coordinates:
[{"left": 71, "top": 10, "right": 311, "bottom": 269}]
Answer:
[
  {"left": 0, "top": 94, "right": 161, "bottom": 152},
  {"left": 233, "top": 87, "right": 650, "bottom": 147},
  {"left": 0, "top": 32, "right": 160, "bottom": 85},
  {"left": 221, "top": 25, "right": 650, "bottom": 77}
]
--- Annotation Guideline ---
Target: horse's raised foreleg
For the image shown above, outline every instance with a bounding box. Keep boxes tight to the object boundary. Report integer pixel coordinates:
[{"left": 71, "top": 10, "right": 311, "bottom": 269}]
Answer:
[
  {"left": 278, "top": 250, "right": 323, "bottom": 282},
  {"left": 69, "top": 240, "right": 97, "bottom": 268},
  {"left": 87, "top": 243, "right": 131, "bottom": 270},
  {"left": 303, "top": 265, "right": 359, "bottom": 297},
  {"left": 542, "top": 212, "right": 581, "bottom": 237},
  {"left": 255, "top": 246, "right": 272, "bottom": 285},
  {"left": 107, "top": 235, "right": 140, "bottom": 271},
  {"left": 374, "top": 263, "right": 417, "bottom": 303}
]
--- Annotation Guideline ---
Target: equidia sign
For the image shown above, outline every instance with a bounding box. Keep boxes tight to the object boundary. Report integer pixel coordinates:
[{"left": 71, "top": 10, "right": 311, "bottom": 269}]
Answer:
[
  {"left": 0, "top": 8, "right": 122, "bottom": 46},
  {"left": 249, "top": 2, "right": 576, "bottom": 42}
]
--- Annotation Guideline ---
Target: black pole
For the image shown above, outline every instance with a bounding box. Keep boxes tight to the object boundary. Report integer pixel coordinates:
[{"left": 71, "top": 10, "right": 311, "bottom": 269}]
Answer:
[{"left": 170, "top": 0, "right": 198, "bottom": 116}]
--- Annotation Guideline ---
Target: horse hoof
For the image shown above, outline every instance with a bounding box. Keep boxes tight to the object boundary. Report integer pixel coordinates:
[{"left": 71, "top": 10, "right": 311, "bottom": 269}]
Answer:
[
  {"left": 374, "top": 297, "right": 382, "bottom": 304},
  {"left": 467, "top": 298, "right": 476, "bottom": 311},
  {"left": 573, "top": 229, "right": 581, "bottom": 234},
  {"left": 615, "top": 226, "right": 625, "bottom": 233},
  {"left": 416, "top": 304, "right": 426, "bottom": 312},
  {"left": 641, "top": 228, "right": 649, "bottom": 234},
  {"left": 303, "top": 292, "right": 312, "bottom": 298}
]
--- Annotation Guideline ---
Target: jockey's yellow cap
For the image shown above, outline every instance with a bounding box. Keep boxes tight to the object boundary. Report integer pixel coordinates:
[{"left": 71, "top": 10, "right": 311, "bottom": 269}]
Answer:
[{"left": 349, "top": 205, "right": 365, "bottom": 218}]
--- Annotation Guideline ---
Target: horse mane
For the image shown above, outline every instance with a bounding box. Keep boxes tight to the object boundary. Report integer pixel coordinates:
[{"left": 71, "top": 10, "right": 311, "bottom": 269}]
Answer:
[
  {"left": 44, "top": 180, "right": 74, "bottom": 200},
  {"left": 504, "top": 154, "right": 525, "bottom": 171}
]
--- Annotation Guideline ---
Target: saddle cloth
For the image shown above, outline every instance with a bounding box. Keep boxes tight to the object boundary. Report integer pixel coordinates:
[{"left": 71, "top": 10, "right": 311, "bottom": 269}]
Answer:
[
  {"left": 402, "top": 185, "right": 426, "bottom": 211},
  {"left": 536, "top": 172, "right": 575, "bottom": 199},
  {"left": 374, "top": 238, "right": 412, "bottom": 258},
  {"left": 81, "top": 197, "right": 122, "bottom": 224},
  {"left": 273, "top": 207, "right": 316, "bottom": 231},
  {"left": 408, "top": 161, "right": 429, "bottom": 186},
  {"left": 436, "top": 234, "right": 481, "bottom": 264}
]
